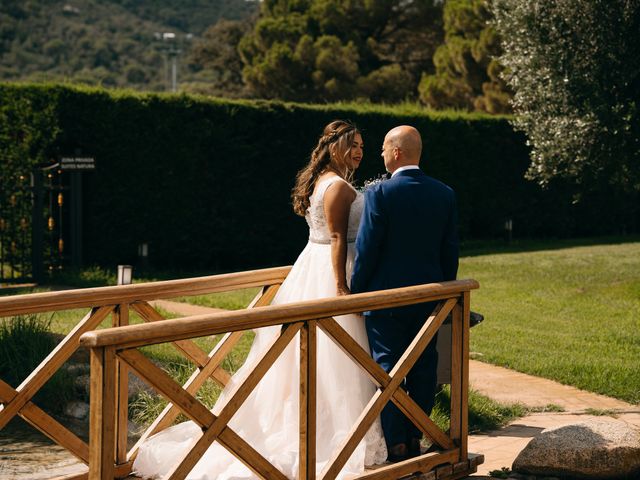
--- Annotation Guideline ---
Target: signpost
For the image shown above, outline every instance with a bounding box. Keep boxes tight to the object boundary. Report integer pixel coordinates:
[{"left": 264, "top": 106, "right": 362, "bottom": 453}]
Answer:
[
  {"left": 61, "top": 157, "right": 95, "bottom": 268},
  {"left": 59, "top": 157, "right": 96, "bottom": 171}
]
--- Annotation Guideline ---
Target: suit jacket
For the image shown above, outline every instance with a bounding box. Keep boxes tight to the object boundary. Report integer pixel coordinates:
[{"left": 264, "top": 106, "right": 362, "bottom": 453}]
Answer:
[{"left": 350, "top": 168, "right": 459, "bottom": 318}]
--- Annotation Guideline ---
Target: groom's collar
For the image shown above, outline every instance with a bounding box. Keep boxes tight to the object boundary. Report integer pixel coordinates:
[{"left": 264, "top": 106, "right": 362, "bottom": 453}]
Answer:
[{"left": 391, "top": 165, "right": 421, "bottom": 178}]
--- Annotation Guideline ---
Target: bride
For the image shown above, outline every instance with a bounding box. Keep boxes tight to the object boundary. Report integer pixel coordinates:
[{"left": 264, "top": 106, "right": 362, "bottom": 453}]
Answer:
[{"left": 133, "top": 120, "right": 387, "bottom": 479}]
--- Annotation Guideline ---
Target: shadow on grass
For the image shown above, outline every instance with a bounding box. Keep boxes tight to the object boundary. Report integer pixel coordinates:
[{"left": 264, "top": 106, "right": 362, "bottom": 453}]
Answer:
[
  {"left": 460, "top": 234, "right": 640, "bottom": 258},
  {"left": 4, "top": 235, "right": 638, "bottom": 294}
]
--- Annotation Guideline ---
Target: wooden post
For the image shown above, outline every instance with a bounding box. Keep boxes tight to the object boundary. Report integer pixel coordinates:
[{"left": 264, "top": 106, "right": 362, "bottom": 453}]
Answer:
[
  {"left": 89, "top": 346, "right": 117, "bottom": 480},
  {"left": 461, "top": 291, "right": 470, "bottom": 460},
  {"left": 113, "top": 304, "right": 130, "bottom": 469},
  {"left": 70, "top": 170, "right": 83, "bottom": 268},
  {"left": 449, "top": 299, "right": 463, "bottom": 459},
  {"left": 299, "top": 320, "right": 317, "bottom": 480},
  {"left": 31, "top": 167, "right": 44, "bottom": 283}
]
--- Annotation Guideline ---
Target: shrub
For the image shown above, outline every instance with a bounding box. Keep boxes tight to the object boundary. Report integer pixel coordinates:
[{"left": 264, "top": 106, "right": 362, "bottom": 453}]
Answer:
[
  {"left": 0, "top": 83, "right": 637, "bottom": 273},
  {"left": 0, "top": 314, "right": 73, "bottom": 413}
]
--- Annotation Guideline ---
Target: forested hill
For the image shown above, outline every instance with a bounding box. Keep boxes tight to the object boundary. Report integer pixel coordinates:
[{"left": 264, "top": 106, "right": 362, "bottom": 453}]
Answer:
[{"left": 0, "top": 0, "right": 257, "bottom": 91}]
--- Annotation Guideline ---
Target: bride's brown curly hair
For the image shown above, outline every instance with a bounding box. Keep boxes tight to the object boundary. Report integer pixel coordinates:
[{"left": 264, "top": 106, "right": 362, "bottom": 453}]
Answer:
[{"left": 291, "top": 120, "right": 360, "bottom": 217}]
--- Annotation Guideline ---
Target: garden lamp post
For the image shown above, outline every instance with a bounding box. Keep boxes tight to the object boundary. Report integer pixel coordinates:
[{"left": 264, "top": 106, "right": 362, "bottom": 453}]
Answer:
[{"left": 117, "top": 264, "right": 133, "bottom": 285}]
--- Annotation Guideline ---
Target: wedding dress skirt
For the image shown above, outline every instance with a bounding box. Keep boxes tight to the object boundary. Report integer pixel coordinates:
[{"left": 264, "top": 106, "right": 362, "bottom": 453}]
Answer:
[{"left": 133, "top": 240, "right": 387, "bottom": 479}]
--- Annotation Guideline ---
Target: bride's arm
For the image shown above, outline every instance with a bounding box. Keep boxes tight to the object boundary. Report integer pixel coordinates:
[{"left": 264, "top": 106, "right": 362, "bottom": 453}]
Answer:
[{"left": 324, "top": 181, "right": 357, "bottom": 296}]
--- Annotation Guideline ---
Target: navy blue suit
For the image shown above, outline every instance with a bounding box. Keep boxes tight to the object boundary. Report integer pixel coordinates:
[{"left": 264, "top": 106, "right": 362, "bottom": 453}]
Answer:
[{"left": 350, "top": 168, "right": 459, "bottom": 448}]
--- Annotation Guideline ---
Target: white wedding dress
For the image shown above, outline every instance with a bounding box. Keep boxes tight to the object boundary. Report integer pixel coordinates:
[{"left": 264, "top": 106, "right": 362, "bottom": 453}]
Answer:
[{"left": 133, "top": 176, "right": 387, "bottom": 479}]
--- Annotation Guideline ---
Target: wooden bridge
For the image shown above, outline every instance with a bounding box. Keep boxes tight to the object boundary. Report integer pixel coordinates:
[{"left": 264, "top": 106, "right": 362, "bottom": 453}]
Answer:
[{"left": 0, "top": 266, "right": 482, "bottom": 480}]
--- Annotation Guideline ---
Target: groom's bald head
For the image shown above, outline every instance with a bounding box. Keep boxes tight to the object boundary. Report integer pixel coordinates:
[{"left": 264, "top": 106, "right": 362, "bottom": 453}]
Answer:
[{"left": 382, "top": 126, "right": 422, "bottom": 172}]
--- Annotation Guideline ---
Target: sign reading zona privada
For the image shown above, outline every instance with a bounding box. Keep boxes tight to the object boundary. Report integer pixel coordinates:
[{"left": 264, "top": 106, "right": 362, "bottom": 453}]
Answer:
[{"left": 60, "top": 157, "right": 96, "bottom": 171}]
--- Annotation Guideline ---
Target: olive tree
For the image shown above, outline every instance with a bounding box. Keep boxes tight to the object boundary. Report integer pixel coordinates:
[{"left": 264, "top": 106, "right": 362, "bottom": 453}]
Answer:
[{"left": 492, "top": 0, "right": 639, "bottom": 213}]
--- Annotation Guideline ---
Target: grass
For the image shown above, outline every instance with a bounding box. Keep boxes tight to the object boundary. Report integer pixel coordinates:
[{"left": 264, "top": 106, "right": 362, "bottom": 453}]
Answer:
[
  {"left": 431, "top": 386, "right": 528, "bottom": 434},
  {"left": 130, "top": 334, "right": 521, "bottom": 432},
  {"left": 0, "top": 314, "right": 74, "bottom": 413},
  {"left": 489, "top": 467, "right": 512, "bottom": 478},
  {"left": 584, "top": 408, "right": 617, "bottom": 417},
  {"left": 528, "top": 404, "right": 565, "bottom": 413},
  {"left": 6, "top": 235, "right": 638, "bottom": 436},
  {"left": 172, "top": 287, "right": 261, "bottom": 311},
  {"left": 130, "top": 330, "right": 256, "bottom": 427},
  {"left": 460, "top": 240, "right": 640, "bottom": 404}
]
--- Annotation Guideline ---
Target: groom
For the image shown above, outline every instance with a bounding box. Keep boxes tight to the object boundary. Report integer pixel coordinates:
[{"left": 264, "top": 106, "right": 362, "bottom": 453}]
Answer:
[{"left": 350, "top": 125, "right": 459, "bottom": 462}]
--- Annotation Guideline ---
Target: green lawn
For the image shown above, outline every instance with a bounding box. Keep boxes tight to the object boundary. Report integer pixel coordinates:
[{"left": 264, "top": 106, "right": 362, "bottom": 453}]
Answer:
[
  {"left": 460, "top": 241, "right": 640, "bottom": 404},
  {"left": 35, "top": 288, "right": 525, "bottom": 432},
  {"left": 5, "top": 236, "right": 637, "bottom": 433},
  {"left": 172, "top": 287, "right": 261, "bottom": 311}
]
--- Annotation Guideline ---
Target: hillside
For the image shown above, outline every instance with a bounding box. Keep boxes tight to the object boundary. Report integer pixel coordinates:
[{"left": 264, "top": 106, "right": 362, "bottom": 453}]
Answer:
[{"left": 0, "top": 0, "right": 257, "bottom": 91}]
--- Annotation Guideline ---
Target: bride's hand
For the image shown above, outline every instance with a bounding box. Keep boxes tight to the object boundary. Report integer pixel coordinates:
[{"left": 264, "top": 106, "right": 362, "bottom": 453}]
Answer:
[{"left": 337, "top": 283, "right": 351, "bottom": 296}]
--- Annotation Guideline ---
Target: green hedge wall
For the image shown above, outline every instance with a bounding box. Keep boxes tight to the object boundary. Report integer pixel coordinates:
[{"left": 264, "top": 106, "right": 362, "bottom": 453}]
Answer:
[{"left": 1, "top": 84, "right": 636, "bottom": 271}]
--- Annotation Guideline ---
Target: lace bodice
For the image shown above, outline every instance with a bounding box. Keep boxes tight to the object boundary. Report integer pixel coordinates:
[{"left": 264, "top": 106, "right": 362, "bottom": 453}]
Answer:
[{"left": 305, "top": 176, "right": 363, "bottom": 243}]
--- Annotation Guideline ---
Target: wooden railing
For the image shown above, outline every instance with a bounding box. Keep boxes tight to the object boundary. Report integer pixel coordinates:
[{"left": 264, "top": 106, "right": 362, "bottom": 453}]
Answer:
[
  {"left": 83, "top": 276, "right": 479, "bottom": 480},
  {"left": 0, "top": 266, "right": 291, "bottom": 480},
  {"left": 0, "top": 269, "right": 481, "bottom": 480}
]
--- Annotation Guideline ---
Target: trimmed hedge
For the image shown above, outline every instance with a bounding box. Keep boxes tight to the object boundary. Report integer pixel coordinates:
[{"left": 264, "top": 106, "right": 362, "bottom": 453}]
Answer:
[{"left": 1, "top": 84, "right": 636, "bottom": 271}]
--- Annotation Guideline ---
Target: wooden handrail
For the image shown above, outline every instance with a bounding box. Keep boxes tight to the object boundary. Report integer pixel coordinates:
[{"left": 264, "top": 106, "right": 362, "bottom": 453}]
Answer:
[
  {"left": 0, "top": 266, "right": 291, "bottom": 316},
  {"left": 0, "top": 267, "right": 291, "bottom": 480},
  {"left": 79, "top": 279, "right": 479, "bottom": 349},
  {"left": 1, "top": 269, "right": 484, "bottom": 480},
  {"left": 85, "top": 277, "right": 483, "bottom": 480}
]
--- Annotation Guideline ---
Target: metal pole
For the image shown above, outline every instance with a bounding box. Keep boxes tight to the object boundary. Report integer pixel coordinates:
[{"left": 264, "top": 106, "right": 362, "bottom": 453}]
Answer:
[
  {"left": 31, "top": 170, "right": 44, "bottom": 283},
  {"left": 171, "top": 53, "right": 177, "bottom": 93},
  {"left": 70, "top": 171, "right": 83, "bottom": 268},
  {"left": 164, "top": 53, "right": 169, "bottom": 91}
]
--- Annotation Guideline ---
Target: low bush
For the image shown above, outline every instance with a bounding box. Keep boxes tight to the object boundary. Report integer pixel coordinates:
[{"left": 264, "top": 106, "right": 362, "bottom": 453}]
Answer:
[{"left": 0, "top": 314, "right": 74, "bottom": 413}]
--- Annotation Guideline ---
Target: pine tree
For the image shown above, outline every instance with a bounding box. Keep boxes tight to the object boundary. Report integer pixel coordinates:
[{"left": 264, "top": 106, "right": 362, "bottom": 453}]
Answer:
[
  {"left": 238, "top": 0, "right": 444, "bottom": 102},
  {"left": 418, "top": 0, "right": 511, "bottom": 113}
]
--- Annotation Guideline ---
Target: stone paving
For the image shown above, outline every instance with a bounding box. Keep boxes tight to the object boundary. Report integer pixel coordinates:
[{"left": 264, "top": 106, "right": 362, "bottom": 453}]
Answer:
[
  {"left": 467, "top": 360, "right": 640, "bottom": 476},
  {"left": 0, "top": 419, "right": 88, "bottom": 480}
]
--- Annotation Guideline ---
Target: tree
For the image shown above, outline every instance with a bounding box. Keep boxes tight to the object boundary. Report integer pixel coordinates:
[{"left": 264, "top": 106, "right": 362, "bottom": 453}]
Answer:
[
  {"left": 237, "top": 0, "right": 444, "bottom": 102},
  {"left": 187, "top": 19, "right": 252, "bottom": 97},
  {"left": 493, "top": 0, "right": 640, "bottom": 225},
  {"left": 418, "top": 0, "right": 511, "bottom": 113}
]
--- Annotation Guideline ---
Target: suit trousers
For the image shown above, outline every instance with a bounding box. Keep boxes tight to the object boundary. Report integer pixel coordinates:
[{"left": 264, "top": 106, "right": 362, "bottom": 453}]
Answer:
[{"left": 365, "top": 311, "right": 439, "bottom": 447}]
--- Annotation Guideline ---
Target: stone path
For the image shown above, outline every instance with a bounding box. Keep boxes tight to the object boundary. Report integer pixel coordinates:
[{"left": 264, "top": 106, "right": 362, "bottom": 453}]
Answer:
[
  {"left": 149, "top": 299, "right": 227, "bottom": 316},
  {"left": 2, "top": 300, "right": 639, "bottom": 479},
  {"left": 0, "top": 418, "right": 89, "bottom": 480},
  {"left": 468, "top": 360, "right": 640, "bottom": 476}
]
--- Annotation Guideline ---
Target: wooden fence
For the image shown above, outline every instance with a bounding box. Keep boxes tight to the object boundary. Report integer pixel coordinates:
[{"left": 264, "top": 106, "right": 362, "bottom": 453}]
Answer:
[{"left": 0, "top": 267, "right": 481, "bottom": 479}]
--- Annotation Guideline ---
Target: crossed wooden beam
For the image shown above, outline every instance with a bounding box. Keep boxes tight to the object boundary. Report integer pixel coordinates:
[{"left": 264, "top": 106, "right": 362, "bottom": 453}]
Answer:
[
  {"left": 0, "top": 285, "right": 281, "bottom": 479},
  {"left": 92, "top": 296, "right": 459, "bottom": 480}
]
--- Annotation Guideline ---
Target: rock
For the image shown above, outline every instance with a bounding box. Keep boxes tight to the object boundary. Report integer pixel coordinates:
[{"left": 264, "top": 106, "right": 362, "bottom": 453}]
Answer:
[
  {"left": 513, "top": 417, "right": 640, "bottom": 479},
  {"left": 127, "top": 371, "right": 154, "bottom": 399},
  {"left": 64, "top": 362, "right": 89, "bottom": 375},
  {"left": 71, "top": 371, "right": 152, "bottom": 400},
  {"left": 73, "top": 373, "right": 90, "bottom": 394},
  {"left": 64, "top": 401, "right": 89, "bottom": 419}
]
